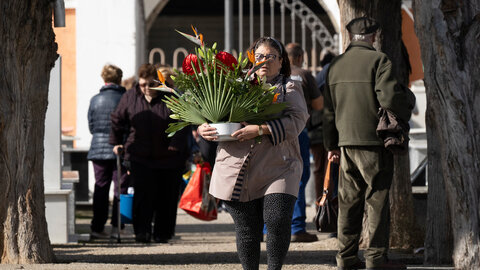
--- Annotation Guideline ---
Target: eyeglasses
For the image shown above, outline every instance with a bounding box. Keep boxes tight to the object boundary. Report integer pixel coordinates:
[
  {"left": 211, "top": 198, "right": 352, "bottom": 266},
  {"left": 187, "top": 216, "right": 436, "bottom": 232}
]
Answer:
[
  {"left": 139, "top": 81, "right": 160, "bottom": 88},
  {"left": 254, "top": 53, "right": 278, "bottom": 61}
]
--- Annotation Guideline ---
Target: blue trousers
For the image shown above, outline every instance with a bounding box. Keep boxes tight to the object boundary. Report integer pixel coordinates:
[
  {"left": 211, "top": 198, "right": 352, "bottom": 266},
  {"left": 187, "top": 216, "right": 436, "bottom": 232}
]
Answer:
[
  {"left": 263, "top": 129, "right": 311, "bottom": 235},
  {"left": 291, "top": 129, "right": 311, "bottom": 234}
]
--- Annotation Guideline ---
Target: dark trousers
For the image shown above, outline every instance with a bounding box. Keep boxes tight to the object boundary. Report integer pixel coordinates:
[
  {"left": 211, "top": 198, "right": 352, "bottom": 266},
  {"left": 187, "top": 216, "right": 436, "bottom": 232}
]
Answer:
[
  {"left": 224, "top": 194, "right": 296, "bottom": 270},
  {"left": 336, "top": 146, "right": 393, "bottom": 268},
  {"left": 130, "top": 161, "right": 182, "bottom": 240},
  {"left": 310, "top": 143, "right": 328, "bottom": 201},
  {"left": 90, "top": 159, "right": 128, "bottom": 233}
]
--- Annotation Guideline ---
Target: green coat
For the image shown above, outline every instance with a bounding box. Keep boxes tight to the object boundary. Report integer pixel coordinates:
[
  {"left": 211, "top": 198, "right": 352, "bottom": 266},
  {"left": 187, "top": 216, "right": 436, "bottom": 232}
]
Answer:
[{"left": 323, "top": 41, "right": 413, "bottom": 151}]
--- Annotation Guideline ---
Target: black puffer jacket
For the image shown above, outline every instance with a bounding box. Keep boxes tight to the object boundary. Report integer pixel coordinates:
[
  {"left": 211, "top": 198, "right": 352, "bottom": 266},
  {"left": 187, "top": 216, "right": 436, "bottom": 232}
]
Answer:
[{"left": 87, "top": 84, "right": 126, "bottom": 160}]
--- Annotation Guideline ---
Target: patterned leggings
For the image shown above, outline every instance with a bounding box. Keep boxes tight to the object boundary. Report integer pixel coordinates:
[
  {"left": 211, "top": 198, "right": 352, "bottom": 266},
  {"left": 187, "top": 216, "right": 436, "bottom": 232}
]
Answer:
[{"left": 224, "top": 193, "right": 296, "bottom": 270}]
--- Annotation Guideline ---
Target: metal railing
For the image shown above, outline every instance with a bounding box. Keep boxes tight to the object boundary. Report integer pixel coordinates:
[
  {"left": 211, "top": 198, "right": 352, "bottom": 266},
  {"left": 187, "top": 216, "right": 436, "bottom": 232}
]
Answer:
[
  {"left": 149, "top": 0, "right": 338, "bottom": 74},
  {"left": 237, "top": 0, "right": 338, "bottom": 74}
]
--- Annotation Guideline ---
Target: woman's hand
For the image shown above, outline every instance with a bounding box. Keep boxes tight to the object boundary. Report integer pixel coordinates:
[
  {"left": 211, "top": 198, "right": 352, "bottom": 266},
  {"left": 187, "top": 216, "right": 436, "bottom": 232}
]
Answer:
[
  {"left": 168, "top": 146, "right": 179, "bottom": 151},
  {"left": 197, "top": 123, "right": 218, "bottom": 141},
  {"left": 113, "top": 145, "right": 124, "bottom": 155},
  {"left": 232, "top": 122, "right": 263, "bottom": 142}
]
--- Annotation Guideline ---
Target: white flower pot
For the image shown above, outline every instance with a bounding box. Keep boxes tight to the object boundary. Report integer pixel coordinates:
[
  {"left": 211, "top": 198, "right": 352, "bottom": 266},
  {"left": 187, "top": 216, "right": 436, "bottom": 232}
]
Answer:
[{"left": 209, "top": 122, "right": 242, "bottom": 142}]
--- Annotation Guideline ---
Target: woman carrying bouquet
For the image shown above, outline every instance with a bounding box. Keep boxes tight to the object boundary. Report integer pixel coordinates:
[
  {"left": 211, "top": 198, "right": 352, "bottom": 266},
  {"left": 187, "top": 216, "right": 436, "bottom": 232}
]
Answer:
[{"left": 198, "top": 37, "right": 308, "bottom": 270}]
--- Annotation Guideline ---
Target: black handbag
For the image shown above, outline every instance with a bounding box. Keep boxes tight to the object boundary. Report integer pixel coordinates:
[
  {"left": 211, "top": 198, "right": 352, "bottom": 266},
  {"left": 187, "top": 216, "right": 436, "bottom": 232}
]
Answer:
[{"left": 314, "top": 160, "right": 339, "bottom": 233}]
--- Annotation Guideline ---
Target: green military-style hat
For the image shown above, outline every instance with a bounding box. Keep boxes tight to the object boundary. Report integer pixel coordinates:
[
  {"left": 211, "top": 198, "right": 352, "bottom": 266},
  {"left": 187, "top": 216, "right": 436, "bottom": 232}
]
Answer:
[{"left": 346, "top": 17, "right": 379, "bottom": 34}]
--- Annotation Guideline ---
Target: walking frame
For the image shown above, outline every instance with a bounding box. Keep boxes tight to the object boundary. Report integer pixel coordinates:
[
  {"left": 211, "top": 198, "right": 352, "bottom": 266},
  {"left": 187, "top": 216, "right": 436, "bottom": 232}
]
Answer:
[{"left": 116, "top": 146, "right": 124, "bottom": 243}]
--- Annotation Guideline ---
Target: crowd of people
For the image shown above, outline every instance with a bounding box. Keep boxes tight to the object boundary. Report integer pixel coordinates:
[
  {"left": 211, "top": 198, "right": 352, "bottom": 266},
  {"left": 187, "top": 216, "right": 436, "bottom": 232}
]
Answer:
[{"left": 86, "top": 16, "right": 413, "bottom": 270}]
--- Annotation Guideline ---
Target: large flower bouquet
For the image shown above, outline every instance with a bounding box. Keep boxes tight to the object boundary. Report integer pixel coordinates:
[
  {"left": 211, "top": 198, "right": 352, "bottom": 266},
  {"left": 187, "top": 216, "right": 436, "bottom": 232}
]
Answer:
[{"left": 154, "top": 26, "right": 287, "bottom": 137}]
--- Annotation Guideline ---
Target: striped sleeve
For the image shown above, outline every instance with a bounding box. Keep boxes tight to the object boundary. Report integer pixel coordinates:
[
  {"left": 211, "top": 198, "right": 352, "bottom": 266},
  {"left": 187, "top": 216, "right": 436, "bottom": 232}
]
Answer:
[
  {"left": 266, "top": 80, "right": 308, "bottom": 146},
  {"left": 266, "top": 119, "right": 286, "bottom": 145}
]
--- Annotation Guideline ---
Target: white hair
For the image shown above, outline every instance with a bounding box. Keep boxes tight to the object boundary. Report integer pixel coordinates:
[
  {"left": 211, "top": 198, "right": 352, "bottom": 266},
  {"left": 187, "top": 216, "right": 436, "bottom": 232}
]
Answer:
[{"left": 350, "top": 33, "right": 375, "bottom": 42}]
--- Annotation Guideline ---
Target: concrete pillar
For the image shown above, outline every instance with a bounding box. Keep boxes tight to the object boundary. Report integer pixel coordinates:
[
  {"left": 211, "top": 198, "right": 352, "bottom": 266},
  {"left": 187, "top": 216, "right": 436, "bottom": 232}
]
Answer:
[
  {"left": 224, "top": 0, "right": 234, "bottom": 52},
  {"left": 44, "top": 57, "right": 73, "bottom": 244}
]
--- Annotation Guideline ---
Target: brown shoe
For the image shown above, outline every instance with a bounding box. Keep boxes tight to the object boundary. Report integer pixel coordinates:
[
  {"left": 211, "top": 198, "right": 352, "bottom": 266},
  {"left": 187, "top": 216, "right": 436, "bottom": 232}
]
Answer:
[
  {"left": 338, "top": 261, "right": 366, "bottom": 270},
  {"left": 367, "top": 260, "right": 406, "bottom": 269},
  {"left": 291, "top": 231, "right": 318, "bottom": 242}
]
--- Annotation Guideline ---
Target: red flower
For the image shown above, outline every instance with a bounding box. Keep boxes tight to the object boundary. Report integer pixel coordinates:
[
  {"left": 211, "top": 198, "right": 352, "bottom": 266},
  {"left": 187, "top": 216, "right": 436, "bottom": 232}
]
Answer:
[
  {"left": 182, "top": 54, "right": 203, "bottom": 75},
  {"left": 215, "top": 51, "right": 238, "bottom": 71}
]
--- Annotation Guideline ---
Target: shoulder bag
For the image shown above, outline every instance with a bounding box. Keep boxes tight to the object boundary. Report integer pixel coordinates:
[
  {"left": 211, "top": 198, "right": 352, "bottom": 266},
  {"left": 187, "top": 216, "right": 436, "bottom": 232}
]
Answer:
[{"left": 314, "top": 160, "right": 339, "bottom": 232}]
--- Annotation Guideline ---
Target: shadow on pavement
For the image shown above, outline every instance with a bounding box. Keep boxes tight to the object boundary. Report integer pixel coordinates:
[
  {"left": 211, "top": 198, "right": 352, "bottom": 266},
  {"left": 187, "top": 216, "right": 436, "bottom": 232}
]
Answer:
[
  {"left": 55, "top": 251, "right": 241, "bottom": 265},
  {"left": 175, "top": 223, "right": 236, "bottom": 233}
]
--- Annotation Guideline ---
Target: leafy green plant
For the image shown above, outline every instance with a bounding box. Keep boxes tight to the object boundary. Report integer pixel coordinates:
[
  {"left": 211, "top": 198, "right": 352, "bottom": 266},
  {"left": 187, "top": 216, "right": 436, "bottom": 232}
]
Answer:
[{"left": 153, "top": 26, "right": 287, "bottom": 136}]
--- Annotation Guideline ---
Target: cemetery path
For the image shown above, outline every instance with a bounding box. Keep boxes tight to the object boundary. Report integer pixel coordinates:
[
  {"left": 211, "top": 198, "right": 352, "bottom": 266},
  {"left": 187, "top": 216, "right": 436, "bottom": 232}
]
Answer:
[{"left": 0, "top": 206, "right": 450, "bottom": 270}]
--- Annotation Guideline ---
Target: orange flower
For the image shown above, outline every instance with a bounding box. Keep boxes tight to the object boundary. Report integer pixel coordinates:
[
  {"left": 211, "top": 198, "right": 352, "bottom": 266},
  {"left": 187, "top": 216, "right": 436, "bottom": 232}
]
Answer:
[
  {"left": 272, "top": 93, "right": 279, "bottom": 103},
  {"left": 191, "top": 25, "right": 198, "bottom": 36},
  {"left": 191, "top": 25, "right": 204, "bottom": 46},
  {"left": 157, "top": 69, "right": 165, "bottom": 85},
  {"left": 247, "top": 50, "right": 255, "bottom": 64},
  {"left": 255, "top": 59, "right": 267, "bottom": 66}
]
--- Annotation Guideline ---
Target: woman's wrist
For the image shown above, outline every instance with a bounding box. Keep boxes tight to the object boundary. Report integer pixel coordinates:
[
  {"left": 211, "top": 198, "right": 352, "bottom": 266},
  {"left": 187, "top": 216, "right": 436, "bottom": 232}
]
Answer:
[
  {"left": 259, "top": 124, "right": 270, "bottom": 135},
  {"left": 257, "top": 125, "right": 263, "bottom": 136}
]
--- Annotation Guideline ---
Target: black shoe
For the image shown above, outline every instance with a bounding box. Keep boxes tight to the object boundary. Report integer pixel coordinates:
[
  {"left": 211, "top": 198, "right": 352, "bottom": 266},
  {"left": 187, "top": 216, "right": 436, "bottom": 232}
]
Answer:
[
  {"left": 154, "top": 236, "right": 169, "bottom": 243},
  {"left": 338, "top": 261, "right": 366, "bottom": 270},
  {"left": 135, "top": 232, "right": 151, "bottom": 243}
]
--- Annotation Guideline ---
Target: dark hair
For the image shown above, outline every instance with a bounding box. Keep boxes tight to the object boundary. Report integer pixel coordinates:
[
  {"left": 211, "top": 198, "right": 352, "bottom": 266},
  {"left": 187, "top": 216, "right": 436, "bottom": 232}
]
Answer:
[
  {"left": 138, "top": 63, "right": 157, "bottom": 79},
  {"left": 320, "top": 49, "right": 336, "bottom": 67},
  {"left": 246, "top": 37, "right": 291, "bottom": 77},
  {"left": 121, "top": 76, "right": 137, "bottom": 91},
  {"left": 286, "top": 43, "right": 303, "bottom": 59}
]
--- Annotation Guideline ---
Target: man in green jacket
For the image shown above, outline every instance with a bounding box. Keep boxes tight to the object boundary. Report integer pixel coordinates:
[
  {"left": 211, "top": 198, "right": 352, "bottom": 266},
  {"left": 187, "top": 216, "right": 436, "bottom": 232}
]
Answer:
[{"left": 323, "top": 17, "right": 413, "bottom": 270}]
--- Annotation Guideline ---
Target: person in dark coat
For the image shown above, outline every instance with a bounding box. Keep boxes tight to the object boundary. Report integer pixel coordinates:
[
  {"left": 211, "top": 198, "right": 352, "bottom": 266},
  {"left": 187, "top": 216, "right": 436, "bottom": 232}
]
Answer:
[
  {"left": 285, "top": 42, "right": 322, "bottom": 243},
  {"left": 323, "top": 17, "right": 413, "bottom": 270},
  {"left": 87, "top": 64, "right": 127, "bottom": 239},
  {"left": 110, "top": 63, "right": 190, "bottom": 243},
  {"left": 311, "top": 49, "right": 336, "bottom": 209}
]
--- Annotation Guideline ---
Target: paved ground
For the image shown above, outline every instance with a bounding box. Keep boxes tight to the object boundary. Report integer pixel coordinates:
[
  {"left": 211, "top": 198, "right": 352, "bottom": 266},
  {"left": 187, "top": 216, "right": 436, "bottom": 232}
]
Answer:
[{"left": 0, "top": 206, "right": 453, "bottom": 270}]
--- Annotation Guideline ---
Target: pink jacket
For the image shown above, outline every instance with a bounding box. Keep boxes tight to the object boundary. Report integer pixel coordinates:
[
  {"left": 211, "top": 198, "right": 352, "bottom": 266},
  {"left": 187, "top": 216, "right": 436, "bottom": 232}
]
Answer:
[{"left": 209, "top": 76, "right": 309, "bottom": 202}]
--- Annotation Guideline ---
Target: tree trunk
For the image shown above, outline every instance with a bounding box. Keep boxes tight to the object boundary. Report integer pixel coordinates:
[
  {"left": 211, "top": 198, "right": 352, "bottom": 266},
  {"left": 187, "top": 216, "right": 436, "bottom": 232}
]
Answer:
[
  {"left": 337, "top": 0, "right": 420, "bottom": 250},
  {"left": 413, "top": 0, "right": 480, "bottom": 268},
  {"left": 423, "top": 104, "right": 453, "bottom": 264},
  {"left": 0, "top": 0, "right": 57, "bottom": 263}
]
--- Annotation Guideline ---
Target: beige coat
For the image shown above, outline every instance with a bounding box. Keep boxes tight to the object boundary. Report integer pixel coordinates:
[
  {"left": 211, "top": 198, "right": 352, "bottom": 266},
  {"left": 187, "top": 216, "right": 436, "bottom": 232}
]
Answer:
[{"left": 209, "top": 75, "right": 309, "bottom": 202}]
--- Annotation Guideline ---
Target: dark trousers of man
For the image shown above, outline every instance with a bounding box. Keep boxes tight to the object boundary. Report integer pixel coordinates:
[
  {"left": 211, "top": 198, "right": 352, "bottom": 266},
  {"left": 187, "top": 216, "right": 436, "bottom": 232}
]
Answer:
[
  {"left": 91, "top": 159, "right": 128, "bottom": 233},
  {"left": 310, "top": 142, "right": 328, "bottom": 202},
  {"left": 130, "top": 161, "right": 182, "bottom": 241},
  {"left": 337, "top": 146, "right": 393, "bottom": 269}
]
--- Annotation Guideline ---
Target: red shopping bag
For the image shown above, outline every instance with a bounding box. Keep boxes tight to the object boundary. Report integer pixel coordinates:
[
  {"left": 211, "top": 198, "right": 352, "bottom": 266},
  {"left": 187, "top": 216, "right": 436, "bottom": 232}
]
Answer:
[{"left": 179, "top": 162, "right": 218, "bottom": 221}]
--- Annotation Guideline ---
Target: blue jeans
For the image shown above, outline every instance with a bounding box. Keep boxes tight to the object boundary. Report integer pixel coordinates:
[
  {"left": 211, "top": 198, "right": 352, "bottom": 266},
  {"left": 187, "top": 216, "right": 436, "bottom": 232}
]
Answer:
[
  {"left": 263, "top": 129, "right": 311, "bottom": 235},
  {"left": 291, "top": 129, "right": 311, "bottom": 234}
]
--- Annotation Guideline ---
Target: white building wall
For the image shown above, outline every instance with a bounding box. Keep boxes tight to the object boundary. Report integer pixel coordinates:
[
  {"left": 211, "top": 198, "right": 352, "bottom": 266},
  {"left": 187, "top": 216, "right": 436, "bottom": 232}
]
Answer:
[{"left": 75, "top": 0, "right": 139, "bottom": 148}]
